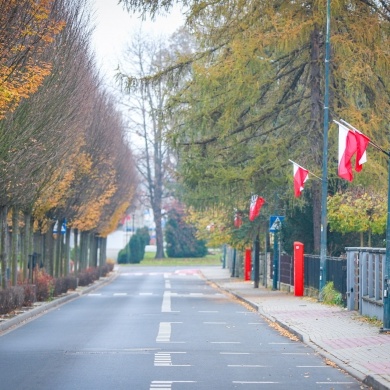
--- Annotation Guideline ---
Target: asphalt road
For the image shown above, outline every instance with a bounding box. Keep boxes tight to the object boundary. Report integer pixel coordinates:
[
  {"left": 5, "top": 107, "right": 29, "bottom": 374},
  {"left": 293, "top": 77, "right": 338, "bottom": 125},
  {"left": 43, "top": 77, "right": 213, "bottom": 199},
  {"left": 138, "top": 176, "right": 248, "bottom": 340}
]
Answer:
[{"left": 0, "top": 266, "right": 367, "bottom": 389}]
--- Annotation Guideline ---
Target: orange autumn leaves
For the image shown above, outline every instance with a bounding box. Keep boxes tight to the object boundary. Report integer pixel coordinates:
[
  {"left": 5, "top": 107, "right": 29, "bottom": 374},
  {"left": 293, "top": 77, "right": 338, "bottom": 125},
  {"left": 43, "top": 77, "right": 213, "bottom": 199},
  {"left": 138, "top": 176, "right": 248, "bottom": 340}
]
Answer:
[{"left": 0, "top": 0, "right": 64, "bottom": 119}]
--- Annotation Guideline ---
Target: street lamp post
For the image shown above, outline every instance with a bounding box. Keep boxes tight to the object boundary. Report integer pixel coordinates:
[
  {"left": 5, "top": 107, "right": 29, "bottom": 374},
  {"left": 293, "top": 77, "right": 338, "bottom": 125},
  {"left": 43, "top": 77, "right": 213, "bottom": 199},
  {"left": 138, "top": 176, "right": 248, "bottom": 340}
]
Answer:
[
  {"left": 381, "top": 156, "right": 390, "bottom": 331},
  {"left": 319, "top": 0, "right": 331, "bottom": 299}
]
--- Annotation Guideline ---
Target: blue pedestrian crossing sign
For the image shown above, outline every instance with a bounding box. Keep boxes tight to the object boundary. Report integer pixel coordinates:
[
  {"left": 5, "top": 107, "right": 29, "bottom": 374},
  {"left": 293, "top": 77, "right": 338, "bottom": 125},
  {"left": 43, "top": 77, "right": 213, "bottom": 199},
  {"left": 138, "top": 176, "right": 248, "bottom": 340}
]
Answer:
[{"left": 269, "top": 216, "right": 285, "bottom": 232}]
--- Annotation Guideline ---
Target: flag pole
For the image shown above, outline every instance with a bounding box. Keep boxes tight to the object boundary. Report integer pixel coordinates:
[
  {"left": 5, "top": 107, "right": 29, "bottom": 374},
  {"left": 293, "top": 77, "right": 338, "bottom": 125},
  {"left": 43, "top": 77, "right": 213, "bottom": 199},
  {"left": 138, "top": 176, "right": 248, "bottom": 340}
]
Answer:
[
  {"left": 339, "top": 119, "right": 389, "bottom": 156},
  {"left": 319, "top": 0, "right": 331, "bottom": 300}
]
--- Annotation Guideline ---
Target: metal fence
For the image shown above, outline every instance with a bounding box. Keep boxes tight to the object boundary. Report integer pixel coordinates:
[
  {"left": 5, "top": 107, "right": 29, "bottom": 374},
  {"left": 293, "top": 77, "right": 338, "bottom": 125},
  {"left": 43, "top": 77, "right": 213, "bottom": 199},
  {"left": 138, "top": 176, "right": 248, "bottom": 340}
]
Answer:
[
  {"left": 279, "top": 254, "right": 347, "bottom": 299},
  {"left": 346, "top": 247, "right": 385, "bottom": 320},
  {"left": 304, "top": 255, "right": 347, "bottom": 299}
]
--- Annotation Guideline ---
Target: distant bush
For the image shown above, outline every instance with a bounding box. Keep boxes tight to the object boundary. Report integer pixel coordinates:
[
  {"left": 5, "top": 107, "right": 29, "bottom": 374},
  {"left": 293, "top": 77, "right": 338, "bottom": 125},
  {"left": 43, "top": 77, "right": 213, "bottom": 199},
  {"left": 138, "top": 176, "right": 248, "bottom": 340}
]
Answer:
[
  {"left": 129, "top": 234, "right": 143, "bottom": 263},
  {"left": 165, "top": 208, "right": 208, "bottom": 258},
  {"left": 117, "top": 247, "right": 130, "bottom": 264},
  {"left": 63, "top": 275, "right": 78, "bottom": 291},
  {"left": 117, "top": 228, "right": 149, "bottom": 264},
  {"left": 22, "top": 284, "right": 36, "bottom": 307},
  {"left": 35, "top": 270, "right": 54, "bottom": 301},
  {"left": 0, "top": 286, "right": 25, "bottom": 314},
  {"left": 100, "top": 263, "right": 113, "bottom": 277},
  {"left": 78, "top": 267, "right": 100, "bottom": 286}
]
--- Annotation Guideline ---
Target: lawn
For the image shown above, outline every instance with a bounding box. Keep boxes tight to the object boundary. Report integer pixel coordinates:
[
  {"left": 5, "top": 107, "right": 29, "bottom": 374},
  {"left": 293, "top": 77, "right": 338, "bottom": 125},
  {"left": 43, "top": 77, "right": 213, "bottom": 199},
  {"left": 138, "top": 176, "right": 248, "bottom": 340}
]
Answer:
[{"left": 130, "top": 250, "right": 222, "bottom": 266}]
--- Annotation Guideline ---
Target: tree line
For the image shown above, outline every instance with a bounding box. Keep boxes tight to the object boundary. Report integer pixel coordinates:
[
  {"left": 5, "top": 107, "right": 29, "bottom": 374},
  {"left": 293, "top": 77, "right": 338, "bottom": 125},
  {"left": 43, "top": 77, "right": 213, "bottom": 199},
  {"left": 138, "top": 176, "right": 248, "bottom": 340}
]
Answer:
[
  {"left": 119, "top": 0, "right": 390, "bottom": 255},
  {"left": 0, "top": 0, "right": 138, "bottom": 288}
]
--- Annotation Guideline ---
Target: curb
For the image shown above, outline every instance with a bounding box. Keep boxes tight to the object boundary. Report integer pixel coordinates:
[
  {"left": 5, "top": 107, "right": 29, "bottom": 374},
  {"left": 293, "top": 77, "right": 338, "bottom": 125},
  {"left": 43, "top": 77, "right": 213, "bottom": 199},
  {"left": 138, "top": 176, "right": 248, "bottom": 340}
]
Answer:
[{"left": 0, "top": 271, "right": 118, "bottom": 334}]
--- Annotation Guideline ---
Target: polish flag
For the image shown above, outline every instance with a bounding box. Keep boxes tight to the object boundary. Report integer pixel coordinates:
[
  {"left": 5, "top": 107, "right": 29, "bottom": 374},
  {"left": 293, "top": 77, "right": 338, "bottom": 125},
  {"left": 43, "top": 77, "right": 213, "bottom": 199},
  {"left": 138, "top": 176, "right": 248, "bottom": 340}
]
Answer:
[
  {"left": 338, "top": 122, "right": 357, "bottom": 182},
  {"left": 354, "top": 130, "right": 370, "bottom": 172},
  {"left": 293, "top": 162, "right": 309, "bottom": 197},
  {"left": 249, "top": 195, "right": 265, "bottom": 221}
]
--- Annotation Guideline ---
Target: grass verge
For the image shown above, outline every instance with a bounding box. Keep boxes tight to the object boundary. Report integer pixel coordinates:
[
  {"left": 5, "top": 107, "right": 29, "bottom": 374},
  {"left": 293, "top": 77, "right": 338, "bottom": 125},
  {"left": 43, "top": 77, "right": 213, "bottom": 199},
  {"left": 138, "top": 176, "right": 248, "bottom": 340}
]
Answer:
[{"left": 124, "top": 251, "right": 222, "bottom": 267}]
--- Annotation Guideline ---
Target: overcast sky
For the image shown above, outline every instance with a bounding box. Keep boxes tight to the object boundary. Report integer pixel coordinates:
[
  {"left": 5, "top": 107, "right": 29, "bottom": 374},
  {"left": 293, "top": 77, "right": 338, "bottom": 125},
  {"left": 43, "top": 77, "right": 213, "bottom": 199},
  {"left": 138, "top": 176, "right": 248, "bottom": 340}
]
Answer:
[{"left": 91, "top": 0, "right": 184, "bottom": 83}]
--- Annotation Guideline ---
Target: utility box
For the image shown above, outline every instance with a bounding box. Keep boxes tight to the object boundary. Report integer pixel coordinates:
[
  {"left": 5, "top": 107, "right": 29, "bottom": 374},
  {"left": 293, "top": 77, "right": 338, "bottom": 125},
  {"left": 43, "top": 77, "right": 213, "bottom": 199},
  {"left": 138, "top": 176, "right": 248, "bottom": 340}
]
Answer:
[
  {"left": 244, "top": 249, "right": 252, "bottom": 281},
  {"left": 294, "top": 242, "right": 304, "bottom": 296}
]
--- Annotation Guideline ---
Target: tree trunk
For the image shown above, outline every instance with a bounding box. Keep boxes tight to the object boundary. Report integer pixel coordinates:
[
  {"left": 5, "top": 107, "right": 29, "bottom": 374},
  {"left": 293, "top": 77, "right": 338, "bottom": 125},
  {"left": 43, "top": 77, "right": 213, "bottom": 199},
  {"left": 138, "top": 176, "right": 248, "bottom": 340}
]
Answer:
[
  {"left": 46, "top": 222, "right": 55, "bottom": 276},
  {"left": 11, "top": 206, "right": 20, "bottom": 286},
  {"left": 154, "top": 207, "right": 165, "bottom": 259},
  {"left": 74, "top": 228, "right": 79, "bottom": 275},
  {"left": 55, "top": 220, "right": 61, "bottom": 278},
  {"left": 22, "top": 212, "right": 31, "bottom": 281},
  {"left": 100, "top": 237, "right": 106, "bottom": 265},
  {"left": 65, "top": 226, "right": 70, "bottom": 276},
  {"left": 91, "top": 233, "right": 98, "bottom": 267},
  {"left": 0, "top": 205, "right": 9, "bottom": 289}
]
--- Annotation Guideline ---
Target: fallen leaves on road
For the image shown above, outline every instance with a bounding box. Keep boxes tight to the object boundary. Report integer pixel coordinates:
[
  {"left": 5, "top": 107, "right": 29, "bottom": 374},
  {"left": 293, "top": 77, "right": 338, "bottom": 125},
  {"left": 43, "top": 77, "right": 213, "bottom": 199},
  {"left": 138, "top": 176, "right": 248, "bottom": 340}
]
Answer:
[
  {"left": 263, "top": 317, "right": 299, "bottom": 341},
  {"left": 325, "top": 358, "right": 337, "bottom": 368}
]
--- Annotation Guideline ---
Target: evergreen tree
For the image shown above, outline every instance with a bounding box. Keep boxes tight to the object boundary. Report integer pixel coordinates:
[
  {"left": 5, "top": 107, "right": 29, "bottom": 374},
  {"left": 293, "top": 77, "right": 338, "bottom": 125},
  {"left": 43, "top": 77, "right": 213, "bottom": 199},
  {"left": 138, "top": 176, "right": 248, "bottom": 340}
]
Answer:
[{"left": 165, "top": 208, "right": 208, "bottom": 258}]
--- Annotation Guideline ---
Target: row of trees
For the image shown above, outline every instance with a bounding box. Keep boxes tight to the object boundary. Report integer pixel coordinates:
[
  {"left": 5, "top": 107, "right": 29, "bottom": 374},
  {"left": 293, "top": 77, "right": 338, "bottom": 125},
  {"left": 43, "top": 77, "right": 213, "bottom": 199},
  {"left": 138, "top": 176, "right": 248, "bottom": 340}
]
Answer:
[
  {"left": 0, "top": 0, "right": 138, "bottom": 287},
  {"left": 119, "top": 0, "right": 390, "bottom": 255}
]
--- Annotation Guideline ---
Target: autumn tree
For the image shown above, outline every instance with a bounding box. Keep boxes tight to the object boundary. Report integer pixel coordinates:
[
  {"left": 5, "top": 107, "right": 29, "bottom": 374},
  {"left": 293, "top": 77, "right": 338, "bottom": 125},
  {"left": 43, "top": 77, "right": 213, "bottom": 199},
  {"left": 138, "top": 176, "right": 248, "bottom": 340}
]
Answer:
[
  {"left": 0, "top": 0, "right": 65, "bottom": 119},
  {"left": 328, "top": 188, "right": 386, "bottom": 247}
]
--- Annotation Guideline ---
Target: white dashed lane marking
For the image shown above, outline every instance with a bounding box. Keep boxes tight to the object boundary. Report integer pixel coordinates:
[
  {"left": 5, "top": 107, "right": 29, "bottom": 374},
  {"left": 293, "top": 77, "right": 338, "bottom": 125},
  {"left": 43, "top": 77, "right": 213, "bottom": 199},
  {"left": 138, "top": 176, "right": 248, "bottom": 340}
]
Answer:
[{"left": 154, "top": 352, "right": 190, "bottom": 367}]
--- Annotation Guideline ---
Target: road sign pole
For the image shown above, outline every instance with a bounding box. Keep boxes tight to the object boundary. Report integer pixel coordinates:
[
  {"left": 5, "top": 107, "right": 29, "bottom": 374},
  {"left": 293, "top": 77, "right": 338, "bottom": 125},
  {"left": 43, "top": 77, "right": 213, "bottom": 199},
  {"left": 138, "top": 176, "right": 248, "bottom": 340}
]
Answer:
[
  {"left": 272, "top": 230, "right": 279, "bottom": 290},
  {"left": 254, "top": 234, "right": 260, "bottom": 288}
]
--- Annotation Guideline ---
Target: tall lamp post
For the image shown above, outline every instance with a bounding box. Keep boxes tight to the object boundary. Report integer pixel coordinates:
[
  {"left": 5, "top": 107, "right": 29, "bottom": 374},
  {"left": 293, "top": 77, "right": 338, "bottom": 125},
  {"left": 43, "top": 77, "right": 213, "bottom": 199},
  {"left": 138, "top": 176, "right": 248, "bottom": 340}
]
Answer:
[
  {"left": 382, "top": 157, "right": 390, "bottom": 331},
  {"left": 319, "top": 0, "right": 331, "bottom": 298}
]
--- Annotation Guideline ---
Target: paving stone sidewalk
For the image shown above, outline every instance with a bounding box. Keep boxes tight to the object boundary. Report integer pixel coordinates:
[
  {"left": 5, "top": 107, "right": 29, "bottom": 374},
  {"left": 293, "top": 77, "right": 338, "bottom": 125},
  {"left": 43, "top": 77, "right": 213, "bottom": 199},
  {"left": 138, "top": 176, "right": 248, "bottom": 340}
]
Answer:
[{"left": 200, "top": 266, "right": 390, "bottom": 390}]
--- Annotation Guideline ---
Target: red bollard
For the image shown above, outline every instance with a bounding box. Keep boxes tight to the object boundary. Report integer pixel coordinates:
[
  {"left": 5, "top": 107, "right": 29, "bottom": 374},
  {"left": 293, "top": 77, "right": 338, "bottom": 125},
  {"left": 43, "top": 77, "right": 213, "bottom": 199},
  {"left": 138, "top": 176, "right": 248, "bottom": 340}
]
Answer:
[
  {"left": 294, "top": 242, "right": 304, "bottom": 296},
  {"left": 244, "top": 249, "right": 252, "bottom": 281}
]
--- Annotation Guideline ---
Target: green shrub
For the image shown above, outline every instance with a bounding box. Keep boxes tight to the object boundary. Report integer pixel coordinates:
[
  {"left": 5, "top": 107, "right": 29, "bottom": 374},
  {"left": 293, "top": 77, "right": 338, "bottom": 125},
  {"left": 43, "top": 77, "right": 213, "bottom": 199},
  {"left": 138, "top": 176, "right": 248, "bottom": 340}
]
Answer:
[
  {"left": 129, "top": 234, "right": 143, "bottom": 263},
  {"left": 165, "top": 208, "right": 208, "bottom": 258},
  {"left": 117, "top": 247, "right": 130, "bottom": 264},
  {"left": 117, "top": 228, "right": 149, "bottom": 264},
  {"left": 321, "top": 281, "right": 343, "bottom": 306}
]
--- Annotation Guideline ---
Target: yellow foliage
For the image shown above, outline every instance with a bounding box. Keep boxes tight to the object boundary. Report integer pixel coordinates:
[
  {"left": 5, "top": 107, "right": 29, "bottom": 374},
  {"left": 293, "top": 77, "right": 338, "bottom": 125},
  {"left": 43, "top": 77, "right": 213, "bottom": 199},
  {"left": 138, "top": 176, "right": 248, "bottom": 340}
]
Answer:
[
  {"left": 98, "top": 197, "right": 134, "bottom": 237},
  {"left": 328, "top": 188, "right": 386, "bottom": 237},
  {"left": 33, "top": 152, "right": 92, "bottom": 222},
  {"left": 185, "top": 207, "right": 232, "bottom": 247},
  {"left": 0, "top": 0, "right": 65, "bottom": 119}
]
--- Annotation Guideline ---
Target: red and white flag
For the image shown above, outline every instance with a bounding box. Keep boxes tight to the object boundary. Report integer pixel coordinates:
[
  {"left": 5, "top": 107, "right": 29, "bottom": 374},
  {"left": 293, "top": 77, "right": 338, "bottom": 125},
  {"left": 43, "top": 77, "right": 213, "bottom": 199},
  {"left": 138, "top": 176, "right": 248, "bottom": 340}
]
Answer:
[
  {"left": 337, "top": 121, "right": 370, "bottom": 181},
  {"left": 338, "top": 122, "right": 357, "bottom": 182},
  {"left": 354, "top": 130, "right": 370, "bottom": 172},
  {"left": 293, "top": 162, "right": 309, "bottom": 197},
  {"left": 249, "top": 195, "right": 265, "bottom": 221}
]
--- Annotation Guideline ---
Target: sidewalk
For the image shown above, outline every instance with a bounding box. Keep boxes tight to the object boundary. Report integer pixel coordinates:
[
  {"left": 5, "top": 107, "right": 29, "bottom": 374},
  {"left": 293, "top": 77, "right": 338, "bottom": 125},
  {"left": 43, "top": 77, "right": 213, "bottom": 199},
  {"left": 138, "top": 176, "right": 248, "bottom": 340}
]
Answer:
[{"left": 200, "top": 266, "right": 390, "bottom": 390}]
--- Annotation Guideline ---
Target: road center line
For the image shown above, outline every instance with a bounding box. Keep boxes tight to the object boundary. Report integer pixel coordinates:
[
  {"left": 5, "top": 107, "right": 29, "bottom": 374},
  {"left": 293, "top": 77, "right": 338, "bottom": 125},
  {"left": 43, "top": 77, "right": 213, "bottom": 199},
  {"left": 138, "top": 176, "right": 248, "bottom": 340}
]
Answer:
[{"left": 162, "top": 291, "right": 171, "bottom": 312}]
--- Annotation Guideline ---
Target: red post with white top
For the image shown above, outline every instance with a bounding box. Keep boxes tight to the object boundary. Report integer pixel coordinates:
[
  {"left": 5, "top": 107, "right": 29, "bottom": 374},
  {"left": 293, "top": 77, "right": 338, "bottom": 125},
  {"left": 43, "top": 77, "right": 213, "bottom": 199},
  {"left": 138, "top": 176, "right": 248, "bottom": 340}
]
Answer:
[{"left": 294, "top": 242, "right": 304, "bottom": 296}]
